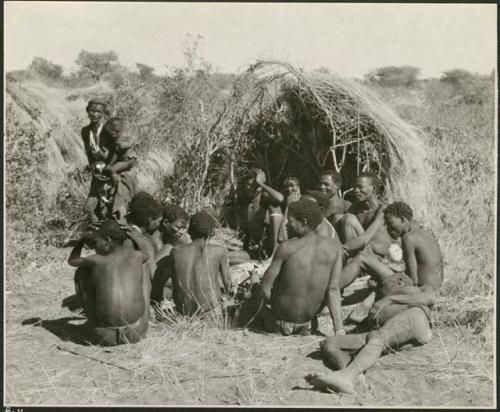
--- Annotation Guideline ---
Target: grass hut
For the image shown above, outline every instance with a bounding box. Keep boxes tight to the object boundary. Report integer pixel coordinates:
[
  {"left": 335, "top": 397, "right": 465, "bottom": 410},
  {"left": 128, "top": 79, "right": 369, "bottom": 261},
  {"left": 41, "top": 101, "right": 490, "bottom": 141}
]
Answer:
[{"left": 206, "top": 60, "right": 435, "bottom": 224}]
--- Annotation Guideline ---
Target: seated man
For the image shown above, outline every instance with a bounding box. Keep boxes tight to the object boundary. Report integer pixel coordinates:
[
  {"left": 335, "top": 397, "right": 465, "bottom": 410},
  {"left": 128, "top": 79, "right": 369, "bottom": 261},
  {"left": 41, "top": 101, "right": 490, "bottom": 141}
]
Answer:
[
  {"left": 153, "top": 211, "right": 231, "bottom": 316},
  {"left": 260, "top": 198, "right": 344, "bottom": 336},
  {"left": 306, "top": 201, "right": 443, "bottom": 393},
  {"left": 159, "top": 203, "right": 191, "bottom": 255},
  {"left": 319, "top": 169, "right": 351, "bottom": 226},
  {"left": 338, "top": 172, "right": 398, "bottom": 289},
  {"left": 302, "top": 190, "right": 342, "bottom": 248},
  {"left": 150, "top": 204, "right": 190, "bottom": 306},
  {"left": 68, "top": 220, "right": 151, "bottom": 346},
  {"left": 127, "top": 191, "right": 163, "bottom": 251},
  {"left": 223, "top": 169, "right": 282, "bottom": 263}
]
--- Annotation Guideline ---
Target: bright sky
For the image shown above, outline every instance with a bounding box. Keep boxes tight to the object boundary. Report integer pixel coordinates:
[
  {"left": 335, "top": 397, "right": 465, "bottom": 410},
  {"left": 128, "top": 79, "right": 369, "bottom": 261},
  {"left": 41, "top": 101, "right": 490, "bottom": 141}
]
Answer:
[{"left": 4, "top": 2, "right": 497, "bottom": 79}]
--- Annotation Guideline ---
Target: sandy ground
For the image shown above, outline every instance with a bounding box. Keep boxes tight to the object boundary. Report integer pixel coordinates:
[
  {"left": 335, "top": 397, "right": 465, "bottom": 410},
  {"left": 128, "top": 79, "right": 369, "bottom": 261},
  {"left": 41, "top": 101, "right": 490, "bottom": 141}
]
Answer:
[{"left": 4, "top": 246, "right": 495, "bottom": 407}]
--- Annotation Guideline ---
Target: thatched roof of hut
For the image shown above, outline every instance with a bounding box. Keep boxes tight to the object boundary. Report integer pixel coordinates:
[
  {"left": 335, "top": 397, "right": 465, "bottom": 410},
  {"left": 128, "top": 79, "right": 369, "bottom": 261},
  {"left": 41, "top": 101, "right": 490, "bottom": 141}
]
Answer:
[{"left": 206, "top": 61, "right": 435, "bottom": 223}]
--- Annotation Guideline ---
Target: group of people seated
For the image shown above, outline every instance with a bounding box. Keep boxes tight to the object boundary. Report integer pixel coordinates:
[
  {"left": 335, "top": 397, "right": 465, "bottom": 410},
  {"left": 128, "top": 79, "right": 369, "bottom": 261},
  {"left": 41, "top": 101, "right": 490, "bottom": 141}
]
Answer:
[{"left": 68, "top": 98, "right": 444, "bottom": 394}]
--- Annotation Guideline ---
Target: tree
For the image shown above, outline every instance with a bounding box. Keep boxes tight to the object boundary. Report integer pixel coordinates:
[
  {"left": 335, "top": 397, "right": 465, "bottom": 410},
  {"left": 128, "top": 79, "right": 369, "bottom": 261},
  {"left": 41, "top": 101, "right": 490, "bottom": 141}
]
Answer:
[
  {"left": 136, "top": 63, "right": 155, "bottom": 80},
  {"left": 365, "top": 66, "right": 420, "bottom": 87},
  {"left": 75, "top": 50, "right": 119, "bottom": 82},
  {"left": 28, "top": 57, "right": 63, "bottom": 79}
]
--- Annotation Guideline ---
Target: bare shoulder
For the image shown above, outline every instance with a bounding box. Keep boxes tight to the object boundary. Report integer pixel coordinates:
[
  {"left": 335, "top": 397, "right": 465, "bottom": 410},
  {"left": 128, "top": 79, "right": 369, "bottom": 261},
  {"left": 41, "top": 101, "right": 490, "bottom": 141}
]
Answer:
[{"left": 404, "top": 227, "right": 436, "bottom": 245}]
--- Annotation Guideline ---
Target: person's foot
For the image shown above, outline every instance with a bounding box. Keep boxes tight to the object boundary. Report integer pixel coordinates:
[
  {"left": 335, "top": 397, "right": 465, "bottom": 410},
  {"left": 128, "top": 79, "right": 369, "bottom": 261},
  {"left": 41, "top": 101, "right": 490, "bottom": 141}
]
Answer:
[
  {"left": 347, "top": 292, "right": 376, "bottom": 323},
  {"left": 305, "top": 372, "right": 355, "bottom": 394}
]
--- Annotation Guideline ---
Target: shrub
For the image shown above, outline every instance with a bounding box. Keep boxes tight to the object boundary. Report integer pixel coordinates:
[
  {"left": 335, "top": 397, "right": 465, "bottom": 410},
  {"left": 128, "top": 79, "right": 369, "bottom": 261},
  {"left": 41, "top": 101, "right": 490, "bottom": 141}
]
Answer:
[
  {"left": 440, "top": 69, "right": 494, "bottom": 105},
  {"left": 365, "top": 66, "right": 420, "bottom": 87},
  {"left": 28, "top": 57, "right": 63, "bottom": 80}
]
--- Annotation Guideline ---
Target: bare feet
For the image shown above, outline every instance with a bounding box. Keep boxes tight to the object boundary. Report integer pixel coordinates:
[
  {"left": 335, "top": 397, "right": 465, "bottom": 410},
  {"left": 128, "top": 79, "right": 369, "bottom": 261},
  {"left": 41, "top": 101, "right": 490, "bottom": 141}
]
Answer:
[
  {"left": 305, "top": 372, "right": 355, "bottom": 394},
  {"left": 347, "top": 291, "right": 376, "bottom": 323}
]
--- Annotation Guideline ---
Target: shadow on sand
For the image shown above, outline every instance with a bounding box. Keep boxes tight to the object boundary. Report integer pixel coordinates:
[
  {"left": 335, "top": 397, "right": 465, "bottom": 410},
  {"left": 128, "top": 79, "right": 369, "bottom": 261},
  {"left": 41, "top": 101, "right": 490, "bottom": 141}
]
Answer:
[{"left": 22, "top": 316, "right": 94, "bottom": 346}]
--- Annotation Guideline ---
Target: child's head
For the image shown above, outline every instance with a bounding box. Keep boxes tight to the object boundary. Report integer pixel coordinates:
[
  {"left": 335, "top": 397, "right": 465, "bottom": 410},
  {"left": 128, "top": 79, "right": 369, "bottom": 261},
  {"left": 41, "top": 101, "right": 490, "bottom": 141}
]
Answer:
[
  {"left": 380, "top": 272, "right": 414, "bottom": 297},
  {"left": 287, "top": 198, "right": 322, "bottom": 238},
  {"left": 105, "top": 117, "right": 125, "bottom": 141},
  {"left": 91, "top": 219, "right": 127, "bottom": 255},
  {"left": 320, "top": 169, "right": 343, "bottom": 197},
  {"left": 128, "top": 192, "right": 163, "bottom": 232},
  {"left": 383, "top": 201, "right": 413, "bottom": 238},
  {"left": 162, "top": 204, "right": 189, "bottom": 241},
  {"left": 188, "top": 210, "right": 217, "bottom": 240},
  {"left": 86, "top": 98, "right": 108, "bottom": 124}
]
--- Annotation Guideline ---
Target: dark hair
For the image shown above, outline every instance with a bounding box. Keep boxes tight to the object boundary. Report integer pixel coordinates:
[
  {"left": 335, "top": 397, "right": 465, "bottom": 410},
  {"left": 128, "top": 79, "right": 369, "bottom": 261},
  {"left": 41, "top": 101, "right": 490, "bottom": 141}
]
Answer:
[
  {"left": 86, "top": 98, "right": 108, "bottom": 114},
  {"left": 321, "top": 169, "right": 343, "bottom": 187},
  {"left": 162, "top": 203, "right": 189, "bottom": 223},
  {"left": 128, "top": 192, "right": 162, "bottom": 226},
  {"left": 304, "top": 190, "right": 330, "bottom": 211},
  {"left": 95, "top": 219, "right": 127, "bottom": 243},
  {"left": 356, "top": 172, "right": 381, "bottom": 192},
  {"left": 384, "top": 201, "right": 413, "bottom": 221},
  {"left": 188, "top": 210, "right": 217, "bottom": 239},
  {"left": 288, "top": 198, "right": 323, "bottom": 230},
  {"left": 282, "top": 175, "right": 300, "bottom": 187}
]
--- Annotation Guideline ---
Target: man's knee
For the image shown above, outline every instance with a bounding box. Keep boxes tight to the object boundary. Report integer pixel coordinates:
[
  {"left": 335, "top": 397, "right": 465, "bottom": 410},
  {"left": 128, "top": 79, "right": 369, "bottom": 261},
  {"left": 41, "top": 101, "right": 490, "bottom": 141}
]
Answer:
[
  {"left": 320, "top": 337, "right": 349, "bottom": 370},
  {"left": 367, "top": 330, "right": 387, "bottom": 347}
]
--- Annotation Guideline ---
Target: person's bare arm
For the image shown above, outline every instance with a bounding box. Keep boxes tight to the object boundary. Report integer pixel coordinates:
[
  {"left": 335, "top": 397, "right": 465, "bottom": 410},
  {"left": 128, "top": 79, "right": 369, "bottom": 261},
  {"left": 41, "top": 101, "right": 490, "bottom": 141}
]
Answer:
[
  {"left": 277, "top": 210, "right": 288, "bottom": 243},
  {"left": 68, "top": 239, "right": 95, "bottom": 267},
  {"left": 268, "top": 206, "right": 283, "bottom": 252},
  {"left": 219, "top": 247, "right": 231, "bottom": 293},
  {"left": 402, "top": 232, "right": 419, "bottom": 285},
  {"left": 126, "top": 227, "right": 152, "bottom": 262},
  {"left": 387, "top": 286, "right": 437, "bottom": 307},
  {"left": 343, "top": 208, "right": 383, "bottom": 252},
  {"left": 326, "top": 249, "right": 344, "bottom": 335},
  {"left": 255, "top": 169, "right": 284, "bottom": 204},
  {"left": 261, "top": 243, "right": 287, "bottom": 302}
]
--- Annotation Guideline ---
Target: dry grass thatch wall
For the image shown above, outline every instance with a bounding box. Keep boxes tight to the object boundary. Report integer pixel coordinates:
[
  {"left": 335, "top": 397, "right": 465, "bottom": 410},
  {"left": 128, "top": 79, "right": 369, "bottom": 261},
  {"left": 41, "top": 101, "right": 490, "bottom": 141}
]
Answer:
[{"left": 211, "top": 61, "right": 436, "bottom": 225}]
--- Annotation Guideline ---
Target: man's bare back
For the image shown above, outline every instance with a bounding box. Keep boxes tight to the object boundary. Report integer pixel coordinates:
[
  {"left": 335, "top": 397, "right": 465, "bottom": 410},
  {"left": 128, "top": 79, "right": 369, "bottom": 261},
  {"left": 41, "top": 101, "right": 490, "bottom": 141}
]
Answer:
[
  {"left": 91, "top": 249, "right": 147, "bottom": 325},
  {"left": 266, "top": 232, "right": 342, "bottom": 324},
  {"left": 401, "top": 225, "right": 443, "bottom": 288},
  {"left": 172, "top": 240, "right": 230, "bottom": 315}
]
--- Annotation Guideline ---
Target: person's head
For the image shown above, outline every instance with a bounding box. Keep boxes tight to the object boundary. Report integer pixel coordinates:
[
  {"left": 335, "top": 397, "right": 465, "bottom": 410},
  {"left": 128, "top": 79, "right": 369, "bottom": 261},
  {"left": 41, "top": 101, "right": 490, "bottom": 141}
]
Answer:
[
  {"left": 282, "top": 175, "right": 301, "bottom": 199},
  {"left": 86, "top": 98, "right": 107, "bottom": 124},
  {"left": 128, "top": 192, "right": 163, "bottom": 232},
  {"left": 105, "top": 117, "right": 125, "bottom": 141},
  {"left": 319, "top": 170, "right": 343, "bottom": 197},
  {"left": 381, "top": 272, "right": 414, "bottom": 297},
  {"left": 91, "top": 219, "right": 127, "bottom": 255},
  {"left": 353, "top": 172, "right": 381, "bottom": 203},
  {"left": 302, "top": 190, "right": 330, "bottom": 215},
  {"left": 188, "top": 210, "right": 217, "bottom": 240},
  {"left": 238, "top": 169, "right": 262, "bottom": 200},
  {"left": 286, "top": 198, "right": 323, "bottom": 238},
  {"left": 383, "top": 201, "right": 413, "bottom": 239},
  {"left": 162, "top": 204, "right": 189, "bottom": 241}
]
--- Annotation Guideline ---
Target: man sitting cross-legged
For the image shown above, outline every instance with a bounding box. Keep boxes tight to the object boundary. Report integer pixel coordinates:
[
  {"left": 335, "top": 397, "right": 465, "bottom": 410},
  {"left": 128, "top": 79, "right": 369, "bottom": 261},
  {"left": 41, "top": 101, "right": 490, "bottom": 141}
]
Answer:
[
  {"left": 260, "top": 198, "right": 344, "bottom": 336},
  {"left": 125, "top": 192, "right": 162, "bottom": 288},
  {"left": 153, "top": 211, "right": 231, "bottom": 316},
  {"left": 68, "top": 220, "right": 151, "bottom": 346},
  {"left": 337, "top": 172, "right": 403, "bottom": 292},
  {"left": 305, "top": 201, "right": 443, "bottom": 393}
]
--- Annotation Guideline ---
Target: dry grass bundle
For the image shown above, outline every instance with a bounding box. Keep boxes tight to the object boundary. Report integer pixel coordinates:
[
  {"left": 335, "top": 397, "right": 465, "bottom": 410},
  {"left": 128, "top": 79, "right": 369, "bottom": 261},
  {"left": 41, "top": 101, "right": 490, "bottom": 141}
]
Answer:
[{"left": 207, "top": 61, "right": 435, "bottom": 224}]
